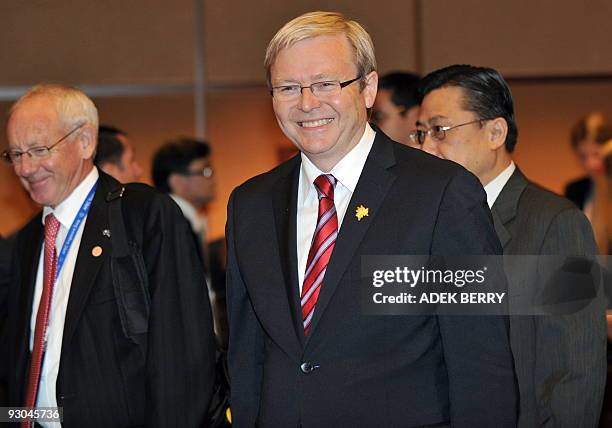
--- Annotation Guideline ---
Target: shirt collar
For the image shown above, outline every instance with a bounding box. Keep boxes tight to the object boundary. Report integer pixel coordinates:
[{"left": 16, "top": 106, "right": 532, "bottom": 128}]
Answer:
[
  {"left": 484, "top": 161, "right": 516, "bottom": 208},
  {"left": 170, "top": 194, "right": 204, "bottom": 232},
  {"left": 42, "top": 167, "right": 99, "bottom": 229},
  {"left": 300, "top": 123, "right": 376, "bottom": 199}
]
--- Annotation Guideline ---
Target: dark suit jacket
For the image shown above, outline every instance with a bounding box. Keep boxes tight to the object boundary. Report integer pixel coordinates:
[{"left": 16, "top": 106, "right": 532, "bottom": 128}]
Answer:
[
  {"left": 209, "top": 237, "right": 229, "bottom": 350},
  {"left": 0, "top": 171, "right": 216, "bottom": 427},
  {"left": 226, "top": 132, "right": 517, "bottom": 427},
  {"left": 0, "top": 235, "right": 13, "bottom": 405},
  {"left": 0, "top": 235, "right": 12, "bottom": 327},
  {"left": 491, "top": 168, "right": 606, "bottom": 427},
  {"left": 564, "top": 176, "right": 592, "bottom": 210}
]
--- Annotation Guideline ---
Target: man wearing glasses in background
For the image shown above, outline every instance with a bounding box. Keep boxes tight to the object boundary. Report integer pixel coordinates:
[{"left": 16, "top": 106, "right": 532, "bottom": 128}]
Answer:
[
  {"left": 226, "top": 11, "right": 517, "bottom": 427},
  {"left": 151, "top": 138, "right": 225, "bottom": 342},
  {"left": 0, "top": 84, "right": 216, "bottom": 427},
  {"left": 418, "top": 64, "right": 606, "bottom": 427}
]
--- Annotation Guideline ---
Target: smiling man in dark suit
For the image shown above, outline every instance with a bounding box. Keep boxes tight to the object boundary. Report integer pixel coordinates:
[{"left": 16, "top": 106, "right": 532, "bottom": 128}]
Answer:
[
  {"left": 0, "top": 84, "right": 216, "bottom": 427},
  {"left": 226, "top": 11, "right": 517, "bottom": 428},
  {"left": 418, "top": 64, "right": 606, "bottom": 427}
]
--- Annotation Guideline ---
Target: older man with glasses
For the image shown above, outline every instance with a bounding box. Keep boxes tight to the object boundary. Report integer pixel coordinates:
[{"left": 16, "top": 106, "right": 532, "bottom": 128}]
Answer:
[{"left": 0, "top": 84, "right": 216, "bottom": 427}]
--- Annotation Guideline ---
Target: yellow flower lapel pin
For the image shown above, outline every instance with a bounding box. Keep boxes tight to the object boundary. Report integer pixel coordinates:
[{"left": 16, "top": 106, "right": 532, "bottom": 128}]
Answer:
[{"left": 355, "top": 205, "right": 369, "bottom": 221}]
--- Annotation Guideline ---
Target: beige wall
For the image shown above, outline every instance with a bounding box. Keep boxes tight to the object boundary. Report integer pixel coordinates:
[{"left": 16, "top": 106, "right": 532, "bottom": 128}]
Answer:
[
  {"left": 421, "top": 0, "right": 612, "bottom": 76},
  {"left": 1, "top": 2, "right": 612, "bottom": 238},
  {"left": 0, "top": 1, "right": 195, "bottom": 86},
  {"left": 204, "top": 0, "right": 419, "bottom": 83},
  {"left": 3, "top": 1, "right": 611, "bottom": 86}
]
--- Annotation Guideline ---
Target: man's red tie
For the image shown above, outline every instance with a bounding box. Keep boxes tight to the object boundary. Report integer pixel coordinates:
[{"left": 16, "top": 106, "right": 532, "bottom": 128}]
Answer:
[
  {"left": 22, "top": 214, "right": 60, "bottom": 428},
  {"left": 301, "top": 174, "right": 338, "bottom": 336}
]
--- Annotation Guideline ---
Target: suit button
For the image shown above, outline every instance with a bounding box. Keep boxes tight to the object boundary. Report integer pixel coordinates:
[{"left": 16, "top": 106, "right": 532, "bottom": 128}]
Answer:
[{"left": 301, "top": 362, "right": 318, "bottom": 373}]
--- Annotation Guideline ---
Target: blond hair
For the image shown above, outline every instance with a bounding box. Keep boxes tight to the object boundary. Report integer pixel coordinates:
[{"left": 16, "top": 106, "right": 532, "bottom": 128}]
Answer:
[
  {"left": 264, "top": 11, "right": 376, "bottom": 87},
  {"left": 10, "top": 83, "right": 99, "bottom": 131}
]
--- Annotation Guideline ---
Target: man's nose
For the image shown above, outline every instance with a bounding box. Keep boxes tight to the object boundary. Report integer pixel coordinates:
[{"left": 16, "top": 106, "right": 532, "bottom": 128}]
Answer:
[
  {"left": 15, "top": 154, "right": 38, "bottom": 176},
  {"left": 297, "top": 87, "right": 321, "bottom": 112}
]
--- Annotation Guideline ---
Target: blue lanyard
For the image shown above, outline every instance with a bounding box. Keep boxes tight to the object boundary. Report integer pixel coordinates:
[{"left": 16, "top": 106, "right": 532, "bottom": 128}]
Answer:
[{"left": 54, "top": 180, "right": 98, "bottom": 280}]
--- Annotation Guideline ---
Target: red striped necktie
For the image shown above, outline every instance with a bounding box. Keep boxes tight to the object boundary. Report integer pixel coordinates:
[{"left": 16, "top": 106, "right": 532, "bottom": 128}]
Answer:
[
  {"left": 301, "top": 174, "right": 338, "bottom": 336},
  {"left": 22, "top": 213, "right": 60, "bottom": 428}
]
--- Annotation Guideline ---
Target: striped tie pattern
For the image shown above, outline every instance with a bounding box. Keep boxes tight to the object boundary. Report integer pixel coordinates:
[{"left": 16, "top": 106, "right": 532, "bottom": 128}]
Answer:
[
  {"left": 22, "top": 214, "right": 60, "bottom": 428},
  {"left": 301, "top": 174, "right": 338, "bottom": 335}
]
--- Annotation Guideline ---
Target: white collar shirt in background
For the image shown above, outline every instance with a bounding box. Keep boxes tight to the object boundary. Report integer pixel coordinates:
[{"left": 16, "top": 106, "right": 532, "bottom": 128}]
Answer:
[
  {"left": 170, "top": 193, "right": 213, "bottom": 299},
  {"left": 485, "top": 161, "right": 516, "bottom": 208}
]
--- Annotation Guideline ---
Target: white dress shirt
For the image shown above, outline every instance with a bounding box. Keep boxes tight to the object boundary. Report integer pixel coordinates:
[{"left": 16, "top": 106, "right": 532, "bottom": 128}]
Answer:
[
  {"left": 30, "top": 167, "right": 99, "bottom": 427},
  {"left": 484, "top": 161, "right": 516, "bottom": 208},
  {"left": 169, "top": 194, "right": 214, "bottom": 299},
  {"left": 296, "top": 123, "right": 376, "bottom": 293},
  {"left": 170, "top": 194, "right": 207, "bottom": 239}
]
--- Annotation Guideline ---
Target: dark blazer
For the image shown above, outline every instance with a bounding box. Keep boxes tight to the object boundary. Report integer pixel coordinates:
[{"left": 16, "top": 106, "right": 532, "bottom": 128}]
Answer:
[
  {"left": 564, "top": 176, "right": 592, "bottom": 210},
  {"left": 0, "top": 235, "right": 12, "bottom": 325},
  {"left": 226, "top": 132, "right": 518, "bottom": 427},
  {"left": 0, "top": 171, "right": 216, "bottom": 427},
  {"left": 0, "top": 235, "right": 13, "bottom": 405},
  {"left": 491, "top": 168, "right": 606, "bottom": 427}
]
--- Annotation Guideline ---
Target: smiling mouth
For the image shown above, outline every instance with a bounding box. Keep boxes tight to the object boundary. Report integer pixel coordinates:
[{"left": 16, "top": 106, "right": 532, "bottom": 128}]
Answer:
[
  {"left": 298, "top": 118, "right": 334, "bottom": 128},
  {"left": 26, "top": 177, "right": 50, "bottom": 187}
]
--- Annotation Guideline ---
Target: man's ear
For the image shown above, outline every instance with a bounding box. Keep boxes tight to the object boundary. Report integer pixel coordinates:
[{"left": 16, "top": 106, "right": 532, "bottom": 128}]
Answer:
[
  {"left": 168, "top": 173, "right": 184, "bottom": 195},
  {"left": 363, "top": 71, "right": 378, "bottom": 109},
  {"left": 79, "top": 123, "right": 97, "bottom": 159},
  {"left": 487, "top": 117, "right": 508, "bottom": 151}
]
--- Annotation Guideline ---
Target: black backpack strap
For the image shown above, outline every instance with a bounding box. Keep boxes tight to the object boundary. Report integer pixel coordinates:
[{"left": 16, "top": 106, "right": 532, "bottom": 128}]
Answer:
[
  {"left": 107, "top": 185, "right": 130, "bottom": 256},
  {"left": 106, "top": 186, "right": 150, "bottom": 342}
]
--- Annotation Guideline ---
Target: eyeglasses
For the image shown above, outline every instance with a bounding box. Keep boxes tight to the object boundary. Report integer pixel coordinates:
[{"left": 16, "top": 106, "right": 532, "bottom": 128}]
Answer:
[
  {"left": 182, "top": 166, "right": 213, "bottom": 178},
  {"left": 2, "top": 122, "right": 85, "bottom": 164},
  {"left": 270, "top": 76, "right": 362, "bottom": 101},
  {"left": 410, "top": 119, "right": 490, "bottom": 145}
]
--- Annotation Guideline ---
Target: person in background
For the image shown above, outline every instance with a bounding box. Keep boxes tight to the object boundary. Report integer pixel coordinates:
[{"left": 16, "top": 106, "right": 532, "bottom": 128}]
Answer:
[
  {"left": 591, "top": 137, "right": 612, "bottom": 254},
  {"left": 151, "top": 138, "right": 226, "bottom": 344},
  {"left": 93, "top": 125, "right": 143, "bottom": 183},
  {"left": 418, "top": 64, "right": 606, "bottom": 427},
  {"left": 564, "top": 113, "right": 610, "bottom": 215},
  {"left": 371, "top": 71, "right": 421, "bottom": 148}
]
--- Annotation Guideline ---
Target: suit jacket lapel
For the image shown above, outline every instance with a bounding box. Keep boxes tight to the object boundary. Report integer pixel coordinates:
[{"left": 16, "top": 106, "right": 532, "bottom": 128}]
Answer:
[
  {"left": 61, "top": 173, "right": 113, "bottom": 351},
  {"left": 491, "top": 209, "right": 511, "bottom": 249},
  {"left": 306, "top": 133, "right": 397, "bottom": 340},
  {"left": 491, "top": 167, "right": 529, "bottom": 250},
  {"left": 271, "top": 156, "right": 306, "bottom": 348}
]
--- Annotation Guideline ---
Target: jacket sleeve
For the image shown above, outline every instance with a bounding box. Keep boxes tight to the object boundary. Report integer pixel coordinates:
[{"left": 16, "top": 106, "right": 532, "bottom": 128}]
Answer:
[
  {"left": 141, "top": 193, "right": 216, "bottom": 427},
  {"left": 432, "top": 168, "right": 518, "bottom": 427},
  {"left": 535, "top": 208, "right": 606, "bottom": 427},
  {"left": 0, "top": 236, "right": 14, "bottom": 404},
  {"left": 226, "top": 189, "right": 266, "bottom": 427}
]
